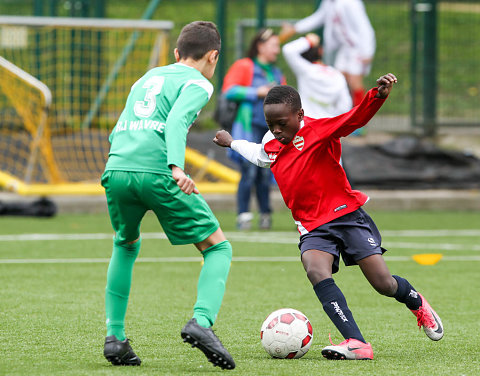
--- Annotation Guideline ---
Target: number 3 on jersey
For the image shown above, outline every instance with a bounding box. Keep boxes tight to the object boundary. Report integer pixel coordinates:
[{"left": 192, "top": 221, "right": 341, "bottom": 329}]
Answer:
[{"left": 133, "top": 76, "right": 165, "bottom": 118}]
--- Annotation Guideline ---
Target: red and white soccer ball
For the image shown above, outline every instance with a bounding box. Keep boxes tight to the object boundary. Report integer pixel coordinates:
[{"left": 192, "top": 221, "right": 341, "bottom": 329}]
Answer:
[{"left": 260, "top": 308, "right": 313, "bottom": 359}]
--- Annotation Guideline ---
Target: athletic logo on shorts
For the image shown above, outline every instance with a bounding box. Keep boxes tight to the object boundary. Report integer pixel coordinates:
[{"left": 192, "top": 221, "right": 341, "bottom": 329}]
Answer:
[
  {"left": 367, "top": 237, "right": 377, "bottom": 247},
  {"left": 293, "top": 136, "right": 304, "bottom": 151}
]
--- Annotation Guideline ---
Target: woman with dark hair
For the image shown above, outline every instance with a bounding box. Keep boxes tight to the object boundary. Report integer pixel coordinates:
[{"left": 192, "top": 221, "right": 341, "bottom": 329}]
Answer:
[{"left": 221, "top": 28, "right": 286, "bottom": 230}]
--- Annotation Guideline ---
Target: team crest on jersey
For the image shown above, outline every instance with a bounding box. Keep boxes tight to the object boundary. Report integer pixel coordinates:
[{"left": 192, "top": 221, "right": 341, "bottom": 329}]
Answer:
[
  {"left": 293, "top": 136, "right": 304, "bottom": 151},
  {"left": 268, "top": 153, "right": 277, "bottom": 162}
]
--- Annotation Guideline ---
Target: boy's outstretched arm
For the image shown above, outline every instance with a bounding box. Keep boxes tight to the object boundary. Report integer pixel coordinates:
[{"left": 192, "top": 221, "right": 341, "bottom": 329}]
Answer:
[
  {"left": 320, "top": 73, "right": 397, "bottom": 139},
  {"left": 375, "top": 73, "right": 397, "bottom": 99},
  {"left": 213, "top": 130, "right": 272, "bottom": 168}
]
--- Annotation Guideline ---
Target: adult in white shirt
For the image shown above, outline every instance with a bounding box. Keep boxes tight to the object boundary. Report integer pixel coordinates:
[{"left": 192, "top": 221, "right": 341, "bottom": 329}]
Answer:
[
  {"left": 280, "top": 0, "right": 375, "bottom": 107},
  {"left": 282, "top": 33, "right": 352, "bottom": 119}
]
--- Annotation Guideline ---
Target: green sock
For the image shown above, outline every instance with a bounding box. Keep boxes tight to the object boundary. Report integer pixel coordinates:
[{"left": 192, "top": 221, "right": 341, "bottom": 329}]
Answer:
[
  {"left": 193, "top": 240, "right": 232, "bottom": 328},
  {"left": 105, "top": 238, "right": 141, "bottom": 341}
]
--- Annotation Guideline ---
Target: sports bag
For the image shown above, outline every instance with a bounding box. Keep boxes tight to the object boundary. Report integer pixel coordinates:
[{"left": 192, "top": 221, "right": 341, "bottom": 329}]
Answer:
[{"left": 213, "top": 93, "right": 238, "bottom": 132}]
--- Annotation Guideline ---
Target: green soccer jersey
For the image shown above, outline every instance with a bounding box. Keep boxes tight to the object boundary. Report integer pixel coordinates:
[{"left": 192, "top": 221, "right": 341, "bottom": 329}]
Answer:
[{"left": 105, "top": 63, "right": 213, "bottom": 175}]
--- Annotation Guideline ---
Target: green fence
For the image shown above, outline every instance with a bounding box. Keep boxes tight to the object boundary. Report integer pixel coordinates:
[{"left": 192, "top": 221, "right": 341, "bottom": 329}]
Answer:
[{"left": 1, "top": 0, "right": 479, "bottom": 134}]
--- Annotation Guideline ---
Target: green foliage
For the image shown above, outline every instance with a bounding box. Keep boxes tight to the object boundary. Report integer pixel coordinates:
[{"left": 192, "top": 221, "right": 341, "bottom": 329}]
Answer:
[{"left": 0, "top": 210, "right": 480, "bottom": 375}]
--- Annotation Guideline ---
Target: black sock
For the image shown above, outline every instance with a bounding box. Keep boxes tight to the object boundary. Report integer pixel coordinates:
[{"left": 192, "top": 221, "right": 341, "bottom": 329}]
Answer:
[
  {"left": 313, "top": 278, "right": 366, "bottom": 343},
  {"left": 392, "top": 275, "right": 422, "bottom": 310}
]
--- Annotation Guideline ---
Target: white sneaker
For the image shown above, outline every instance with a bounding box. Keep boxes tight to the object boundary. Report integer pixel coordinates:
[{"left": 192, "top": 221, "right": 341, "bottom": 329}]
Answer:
[
  {"left": 237, "top": 212, "right": 253, "bottom": 230},
  {"left": 259, "top": 213, "right": 271, "bottom": 230}
]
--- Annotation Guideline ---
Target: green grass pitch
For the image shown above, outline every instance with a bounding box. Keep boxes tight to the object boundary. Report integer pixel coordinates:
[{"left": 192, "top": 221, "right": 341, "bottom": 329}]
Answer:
[{"left": 0, "top": 209, "right": 479, "bottom": 375}]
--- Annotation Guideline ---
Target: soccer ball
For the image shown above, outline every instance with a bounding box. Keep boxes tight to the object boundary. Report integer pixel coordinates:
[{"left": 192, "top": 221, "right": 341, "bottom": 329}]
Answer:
[{"left": 260, "top": 308, "right": 313, "bottom": 359}]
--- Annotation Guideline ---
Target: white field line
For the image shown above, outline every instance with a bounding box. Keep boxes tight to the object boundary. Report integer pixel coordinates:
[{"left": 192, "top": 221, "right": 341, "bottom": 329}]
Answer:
[
  {"left": 1, "top": 229, "right": 480, "bottom": 242},
  {"left": 383, "top": 242, "right": 480, "bottom": 252},
  {"left": 1, "top": 255, "right": 480, "bottom": 264},
  {"left": 381, "top": 229, "right": 480, "bottom": 237},
  {"left": 1, "top": 231, "right": 480, "bottom": 251}
]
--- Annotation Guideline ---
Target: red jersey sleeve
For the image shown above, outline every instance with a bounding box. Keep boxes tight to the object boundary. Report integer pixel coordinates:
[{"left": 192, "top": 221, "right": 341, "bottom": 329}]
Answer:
[{"left": 307, "top": 88, "right": 386, "bottom": 139}]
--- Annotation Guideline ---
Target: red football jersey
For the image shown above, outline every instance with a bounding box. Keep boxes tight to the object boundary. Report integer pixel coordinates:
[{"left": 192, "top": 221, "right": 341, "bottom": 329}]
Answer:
[{"left": 264, "top": 88, "right": 386, "bottom": 234}]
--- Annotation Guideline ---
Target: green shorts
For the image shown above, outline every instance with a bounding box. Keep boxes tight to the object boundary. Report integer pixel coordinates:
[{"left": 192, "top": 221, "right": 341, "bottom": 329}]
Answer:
[{"left": 101, "top": 170, "right": 219, "bottom": 245}]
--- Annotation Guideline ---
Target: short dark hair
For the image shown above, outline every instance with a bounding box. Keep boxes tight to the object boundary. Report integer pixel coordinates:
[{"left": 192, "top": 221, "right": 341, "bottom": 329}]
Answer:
[
  {"left": 264, "top": 85, "right": 302, "bottom": 113},
  {"left": 301, "top": 46, "right": 321, "bottom": 63},
  {"left": 176, "top": 21, "right": 221, "bottom": 60},
  {"left": 247, "top": 28, "right": 277, "bottom": 59}
]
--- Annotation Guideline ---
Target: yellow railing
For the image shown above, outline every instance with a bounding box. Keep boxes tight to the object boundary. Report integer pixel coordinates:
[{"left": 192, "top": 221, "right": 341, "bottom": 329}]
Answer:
[{"left": 0, "top": 147, "right": 240, "bottom": 195}]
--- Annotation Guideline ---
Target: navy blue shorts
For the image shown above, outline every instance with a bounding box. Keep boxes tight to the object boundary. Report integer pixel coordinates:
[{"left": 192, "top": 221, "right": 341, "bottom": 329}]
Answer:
[{"left": 298, "top": 208, "right": 387, "bottom": 274}]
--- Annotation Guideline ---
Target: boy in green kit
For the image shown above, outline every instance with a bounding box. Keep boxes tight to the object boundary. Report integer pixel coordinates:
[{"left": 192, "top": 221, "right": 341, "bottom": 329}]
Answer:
[{"left": 101, "top": 21, "right": 235, "bottom": 370}]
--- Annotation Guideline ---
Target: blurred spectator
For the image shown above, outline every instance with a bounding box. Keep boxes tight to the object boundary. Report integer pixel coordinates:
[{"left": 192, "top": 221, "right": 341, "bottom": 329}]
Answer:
[
  {"left": 282, "top": 33, "right": 352, "bottom": 118},
  {"left": 221, "top": 28, "right": 286, "bottom": 230},
  {"left": 280, "top": 0, "right": 375, "bottom": 108}
]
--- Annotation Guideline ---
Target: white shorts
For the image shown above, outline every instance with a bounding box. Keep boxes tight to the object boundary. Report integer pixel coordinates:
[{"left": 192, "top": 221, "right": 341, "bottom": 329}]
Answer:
[{"left": 334, "top": 47, "right": 373, "bottom": 76}]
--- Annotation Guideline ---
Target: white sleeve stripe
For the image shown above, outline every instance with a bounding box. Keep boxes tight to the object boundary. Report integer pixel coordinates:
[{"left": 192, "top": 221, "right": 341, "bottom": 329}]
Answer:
[
  {"left": 182, "top": 79, "right": 214, "bottom": 99},
  {"left": 231, "top": 140, "right": 271, "bottom": 168}
]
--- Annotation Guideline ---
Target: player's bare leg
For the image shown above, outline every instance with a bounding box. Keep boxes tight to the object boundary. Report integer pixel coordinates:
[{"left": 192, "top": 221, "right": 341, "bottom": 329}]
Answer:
[
  {"left": 195, "top": 227, "right": 226, "bottom": 251},
  {"left": 357, "top": 254, "right": 397, "bottom": 296}
]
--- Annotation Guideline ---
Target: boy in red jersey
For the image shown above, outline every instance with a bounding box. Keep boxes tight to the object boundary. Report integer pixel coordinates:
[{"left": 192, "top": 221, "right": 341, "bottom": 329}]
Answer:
[{"left": 213, "top": 74, "right": 444, "bottom": 360}]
